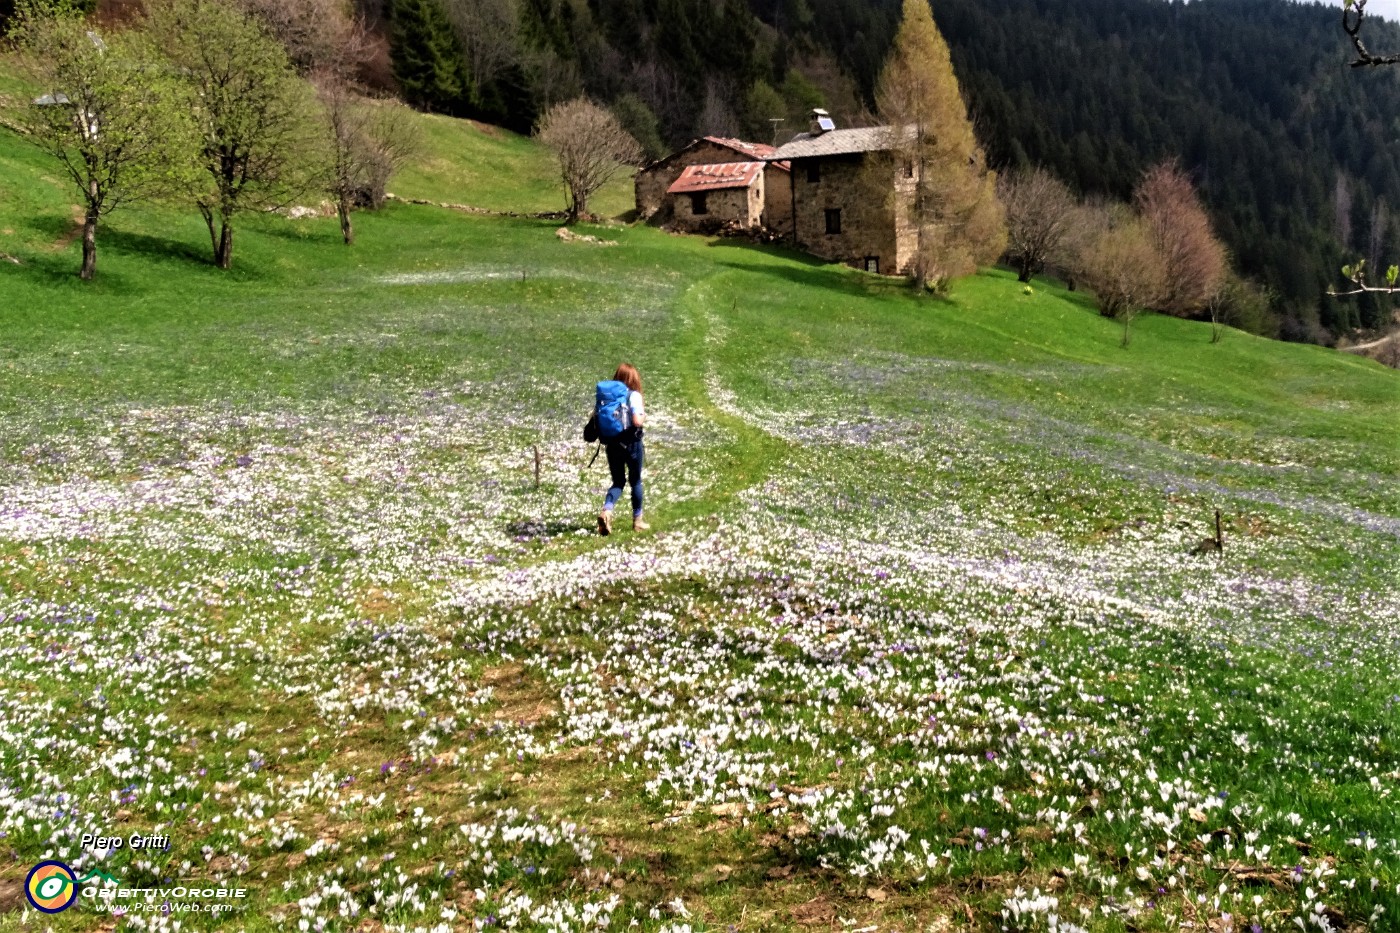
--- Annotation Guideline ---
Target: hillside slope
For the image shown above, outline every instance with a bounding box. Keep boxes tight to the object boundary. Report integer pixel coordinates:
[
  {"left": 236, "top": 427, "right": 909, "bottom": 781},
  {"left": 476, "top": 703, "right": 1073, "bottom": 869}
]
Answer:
[
  {"left": 388, "top": 111, "right": 633, "bottom": 217},
  {"left": 0, "top": 85, "right": 1398, "bottom": 931}
]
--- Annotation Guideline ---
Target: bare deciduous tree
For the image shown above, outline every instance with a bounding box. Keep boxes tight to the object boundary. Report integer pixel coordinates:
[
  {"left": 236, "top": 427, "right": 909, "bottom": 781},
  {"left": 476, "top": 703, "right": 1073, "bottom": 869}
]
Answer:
[
  {"left": 1334, "top": 170, "right": 1354, "bottom": 249},
  {"left": 695, "top": 76, "right": 740, "bottom": 138},
  {"left": 1134, "top": 161, "right": 1227, "bottom": 318},
  {"left": 1334, "top": 200, "right": 1400, "bottom": 299},
  {"left": 14, "top": 2, "right": 191, "bottom": 280},
  {"left": 318, "top": 75, "right": 422, "bottom": 244},
  {"left": 998, "top": 166, "right": 1077, "bottom": 284},
  {"left": 234, "top": 0, "right": 367, "bottom": 75},
  {"left": 1078, "top": 207, "right": 1167, "bottom": 347},
  {"left": 150, "top": 0, "right": 320, "bottom": 270},
  {"left": 536, "top": 97, "right": 642, "bottom": 223},
  {"left": 1342, "top": 0, "right": 1399, "bottom": 67},
  {"left": 442, "top": 0, "right": 519, "bottom": 94},
  {"left": 1056, "top": 197, "right": 1111, "bottom": 291},
  {"left": 1368, "top": 197, "right": 1389, "bottom": 271}
]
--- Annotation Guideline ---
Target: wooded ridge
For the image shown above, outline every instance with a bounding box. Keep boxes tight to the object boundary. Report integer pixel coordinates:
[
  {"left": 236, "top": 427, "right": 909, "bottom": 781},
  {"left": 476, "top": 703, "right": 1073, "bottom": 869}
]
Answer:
[{"left": 348, "top": 0, "right": 1400, "bottom": 345}]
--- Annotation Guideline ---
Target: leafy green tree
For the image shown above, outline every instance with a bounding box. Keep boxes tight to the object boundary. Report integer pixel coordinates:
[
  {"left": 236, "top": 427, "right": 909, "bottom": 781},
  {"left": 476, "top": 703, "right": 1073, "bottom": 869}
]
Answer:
[
  {"left": 14, "top": 1, "right": 192, "bottom": 280},
  {"left": 2, "top": 0, "right": 93, "bottom": 30},
  {"left": 779, "top": 69, "right": 823, "bottom": 128},
  {"left": 742, "top": 80, "right": 786, "bottom": 145},
  {"left": 610, "top": 93, "right": 665, "bottom": 162},
  {"left": 388, "top": 0, "right": 470, "bottom": 114},
  {"left": 150, "top": 0, "right": 320, "bottom": 270},
  {"left": 874, "top": 0, "right": 1005, "bottom": 287}
]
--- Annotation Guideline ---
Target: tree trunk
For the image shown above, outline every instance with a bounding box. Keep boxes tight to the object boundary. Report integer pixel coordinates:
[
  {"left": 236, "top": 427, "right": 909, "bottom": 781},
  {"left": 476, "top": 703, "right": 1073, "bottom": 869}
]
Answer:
[
  {"left": 80, "top": 180, "right": 99, "bottom": 281},
  {"left": 1017, "top": 261, "right": 1033, "bottom": 283},
  {"left": 199, "top": 203, "right": 218, "bottom": 261},
  {"left": 215, "top": 216, "right": 234, "bottom": 270},
  {"left": 80, "top": 210, "right": 98, "bottom": 281},
  {"left": 338, "top": 197, "right": 354, "bottom": 245}
]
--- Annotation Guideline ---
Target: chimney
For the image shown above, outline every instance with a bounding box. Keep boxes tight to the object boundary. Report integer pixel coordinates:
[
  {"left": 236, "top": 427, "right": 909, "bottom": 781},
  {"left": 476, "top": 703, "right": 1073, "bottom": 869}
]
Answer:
[{"left": 809, "top": 108, "right": 835, "bottom": 136}]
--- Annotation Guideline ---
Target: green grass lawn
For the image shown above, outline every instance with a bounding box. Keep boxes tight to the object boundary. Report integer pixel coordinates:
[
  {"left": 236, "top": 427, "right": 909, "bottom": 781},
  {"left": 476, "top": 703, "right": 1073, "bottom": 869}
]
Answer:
[
  {"left": 389, "top": 111, "right": 634, "bottom": 218},
  {"left": 0, "top": 86, "right": 1398, "bottom": 933}
]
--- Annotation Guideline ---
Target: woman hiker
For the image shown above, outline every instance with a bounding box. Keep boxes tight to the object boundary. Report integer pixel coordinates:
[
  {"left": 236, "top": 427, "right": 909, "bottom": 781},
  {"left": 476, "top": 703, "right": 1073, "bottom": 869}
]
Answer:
[{"left": 597, "top": 362, "right": 648, "bottom": 535}]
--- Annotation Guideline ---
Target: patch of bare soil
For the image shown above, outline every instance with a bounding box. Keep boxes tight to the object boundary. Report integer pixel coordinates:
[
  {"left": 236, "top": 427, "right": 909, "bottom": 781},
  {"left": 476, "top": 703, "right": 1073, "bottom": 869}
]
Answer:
[
  {"left": 482, "top": 662, "right": 556, "bottom": 726},
  {"left": 47, "top": 205, "right": 85, "bottom": 252},
  {"left": 788, "top": 894, "right": 837, "bottom": 926}
]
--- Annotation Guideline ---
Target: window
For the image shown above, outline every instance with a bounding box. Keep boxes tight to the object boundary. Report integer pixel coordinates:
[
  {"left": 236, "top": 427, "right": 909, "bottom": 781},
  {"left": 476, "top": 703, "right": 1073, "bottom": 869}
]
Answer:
[
  {"left": 864, "top": 256, "right": 879, "bottom": 274},
  {"left": 691, "top": 192, "right": 708, "bottom": 215},
  {"left": 806, "top": 162, "right": 820, "bottom": 184},
  {"left": 903, "top": 160, "right": 915, "bottom": 178},
  {"left": 825, "top": 208, "right": 842, "bottom": 235}
]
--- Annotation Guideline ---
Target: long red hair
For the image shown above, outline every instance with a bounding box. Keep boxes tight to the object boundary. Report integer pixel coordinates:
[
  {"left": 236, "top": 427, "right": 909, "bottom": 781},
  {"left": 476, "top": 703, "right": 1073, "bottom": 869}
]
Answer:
[{"left": 613, "top": 363, "right": 642, "bottom": 393}]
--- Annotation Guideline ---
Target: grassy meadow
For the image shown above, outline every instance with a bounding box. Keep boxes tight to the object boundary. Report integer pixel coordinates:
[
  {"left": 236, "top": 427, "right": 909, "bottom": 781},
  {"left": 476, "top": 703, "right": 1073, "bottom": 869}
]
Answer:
[{"left": 0, "top": 79, "right": 1398, "bottom": 933}]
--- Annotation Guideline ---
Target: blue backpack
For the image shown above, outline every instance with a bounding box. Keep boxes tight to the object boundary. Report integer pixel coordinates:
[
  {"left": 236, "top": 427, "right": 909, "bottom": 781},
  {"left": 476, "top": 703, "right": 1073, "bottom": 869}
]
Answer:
[{"left": 595, "top": 380, "right": 631, "bottom": 440}]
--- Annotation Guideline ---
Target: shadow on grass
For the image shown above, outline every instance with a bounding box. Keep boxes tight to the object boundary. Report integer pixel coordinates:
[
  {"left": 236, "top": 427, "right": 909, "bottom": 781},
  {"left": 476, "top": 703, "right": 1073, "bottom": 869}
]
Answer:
[
  {"left": 507, "top": 517, "right": 594, "bottom": 541},
  {"left": 710, "top": 257, "right": 953, "bottom": 308},
  {"left": 23, "top": 212, "right": 79, "bottom": 244},
  {"left": 257, "top": 218, "right": 344, "bottom": 247},
  {"left": 700, "top": 237, "right": 964, "bottom": 306},
  {"left": 8, "top": 210, "right": 212, "bottom": 283},
  {"left": 101, "top": 227, "right": 211, "bottom": 267},
  {"left": 0, "top": 248, "right": 90, "bottom": 290}
]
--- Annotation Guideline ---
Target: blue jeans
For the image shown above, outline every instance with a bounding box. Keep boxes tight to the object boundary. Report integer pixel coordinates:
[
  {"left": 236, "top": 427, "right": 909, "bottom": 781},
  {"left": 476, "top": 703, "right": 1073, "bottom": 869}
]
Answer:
[{"left": 603, "top": 436, "right": 644, "bottom": 516}]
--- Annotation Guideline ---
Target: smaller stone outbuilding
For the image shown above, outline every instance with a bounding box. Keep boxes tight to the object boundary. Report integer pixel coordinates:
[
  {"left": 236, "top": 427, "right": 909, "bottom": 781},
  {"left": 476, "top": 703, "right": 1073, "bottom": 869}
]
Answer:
[
  {"left": 666, "top": 162, "right": 765, "bottom": 230},
  {"left": 635, "top": 136, "right": 791, "bottom": 232}
]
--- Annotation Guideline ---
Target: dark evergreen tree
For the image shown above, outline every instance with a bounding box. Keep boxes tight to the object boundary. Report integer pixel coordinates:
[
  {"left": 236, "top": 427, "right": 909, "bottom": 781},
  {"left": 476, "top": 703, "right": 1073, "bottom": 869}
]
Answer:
[{"left": 388, "top": 0, "right": 470, "bottom": 115}]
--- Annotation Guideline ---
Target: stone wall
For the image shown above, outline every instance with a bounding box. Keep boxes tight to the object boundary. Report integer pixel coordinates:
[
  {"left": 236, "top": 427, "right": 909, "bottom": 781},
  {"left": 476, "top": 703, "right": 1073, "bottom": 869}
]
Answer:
[
  {"left": 789, "top": 154, "right": 913, "bottom": 274},
  {"left": 762, "top": 166, "right": 793, "bottom": 234},
  {"left": 891, "top": 171, "right": 917, "bottom": 273},
  {"left": 670, "top": 179, "right": 762, "bottom": 231},
  {"left": 634, "top": 140, "right": 754, "bottom": 222}
]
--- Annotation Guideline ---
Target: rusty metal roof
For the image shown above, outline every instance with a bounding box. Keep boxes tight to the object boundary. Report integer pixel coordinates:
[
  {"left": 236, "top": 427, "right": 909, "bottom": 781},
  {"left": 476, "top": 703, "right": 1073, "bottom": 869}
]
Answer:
[
  {"left": 702, "top": 138, "right": 789, "bottom": 172},
  {"left": 704, "top": 136, "right": 776, "bottom": 158},
  {"left": 667, "top": 161, "right": 765, "bottom": 194},
  {"left": 638, "top": 137, "right": 790, "bottom": 174}
]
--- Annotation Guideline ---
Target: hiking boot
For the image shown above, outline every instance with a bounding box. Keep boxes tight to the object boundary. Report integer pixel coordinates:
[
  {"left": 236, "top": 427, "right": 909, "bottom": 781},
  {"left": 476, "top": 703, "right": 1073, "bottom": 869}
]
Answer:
[
  {"left": 597, "top": 510, "right": 613, "bottom": 536},
  {"left": 632, "top": 514, "right": 650, "bottom": 532}
]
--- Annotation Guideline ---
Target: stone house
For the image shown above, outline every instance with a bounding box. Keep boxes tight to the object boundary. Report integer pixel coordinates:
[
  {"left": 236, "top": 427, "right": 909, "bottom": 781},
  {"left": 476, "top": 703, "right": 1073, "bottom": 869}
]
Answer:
[
  {"left": 634, "top": 136, "right": 792, "bottom": 232},
  {"left": 767, "top": 110, "right": 916, "bottom": 275},
  {"left": 666, "top": 162, "right": 766, "bottom": 230}
]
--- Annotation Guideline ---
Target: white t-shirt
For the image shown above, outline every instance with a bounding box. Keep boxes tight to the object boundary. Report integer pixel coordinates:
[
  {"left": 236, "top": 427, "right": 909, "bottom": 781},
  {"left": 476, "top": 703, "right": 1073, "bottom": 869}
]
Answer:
[{"left": 628, "top": 390, "right": 645, "bottom": 426}]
